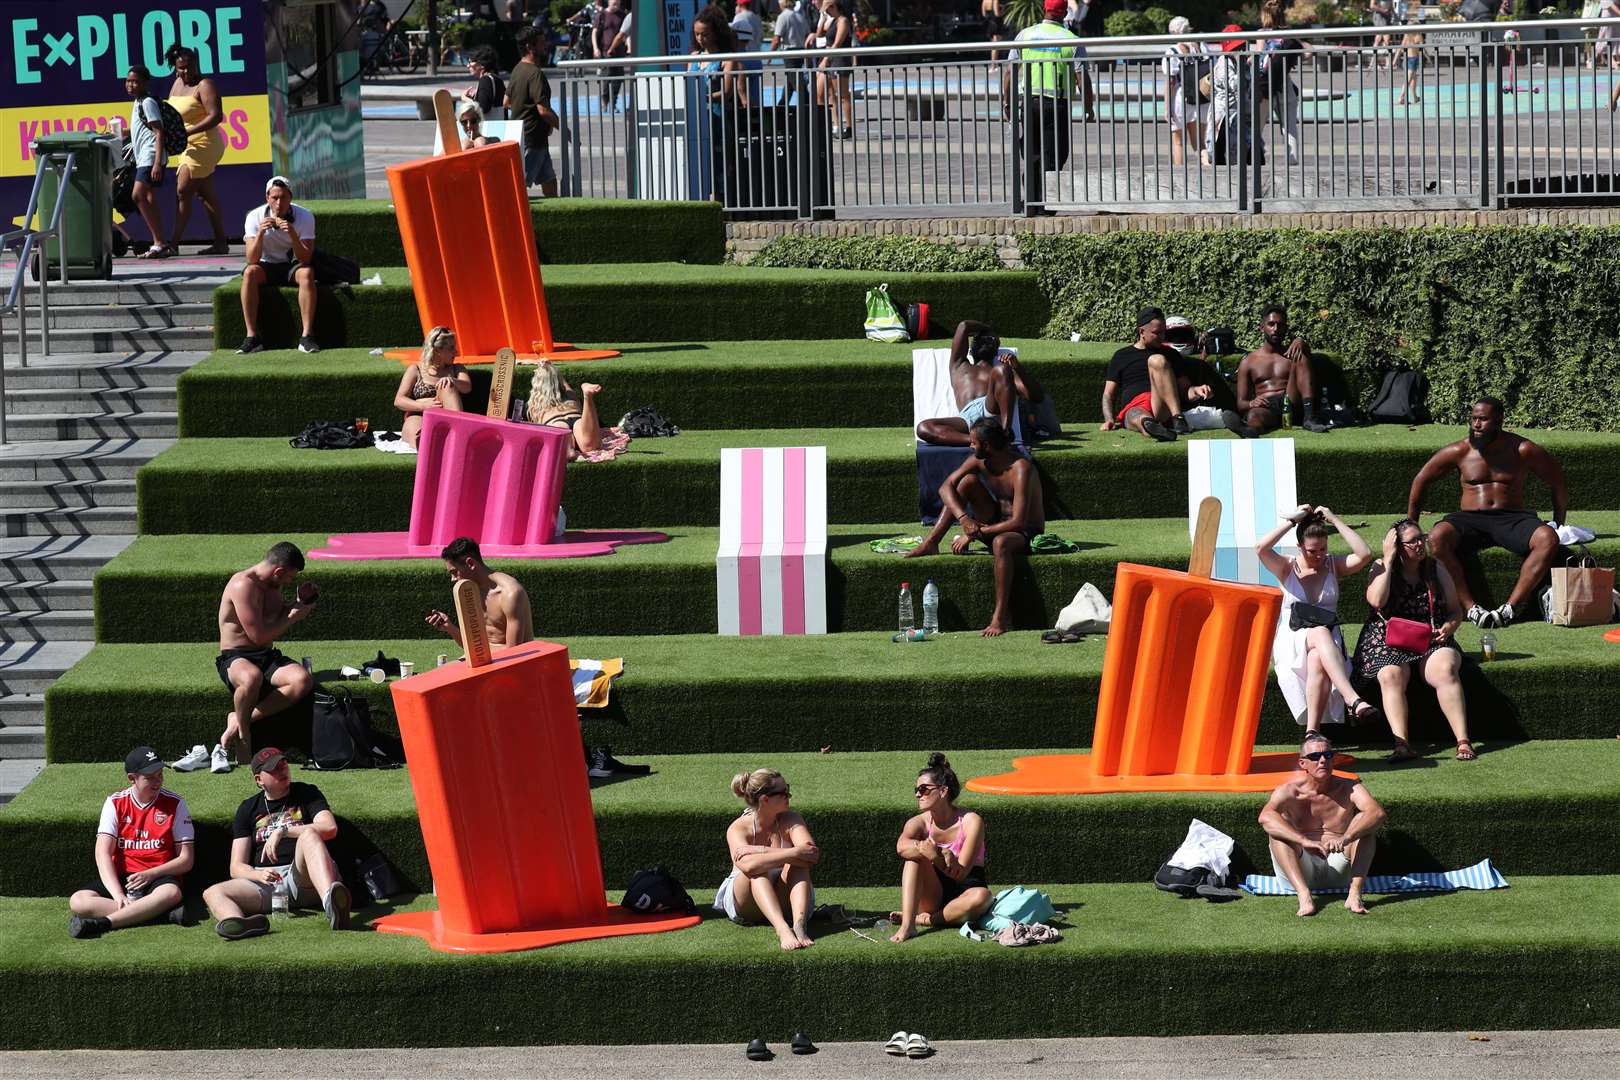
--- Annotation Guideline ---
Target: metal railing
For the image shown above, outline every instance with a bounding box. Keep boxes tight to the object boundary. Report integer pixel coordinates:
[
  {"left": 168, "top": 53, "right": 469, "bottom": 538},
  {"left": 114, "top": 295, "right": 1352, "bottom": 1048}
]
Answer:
[
  {"left": 553, "top": 19, "right": 1620, "bottom": 218},
  {"left": 0, "top": 150, "right": 75, "bottom": 444}
]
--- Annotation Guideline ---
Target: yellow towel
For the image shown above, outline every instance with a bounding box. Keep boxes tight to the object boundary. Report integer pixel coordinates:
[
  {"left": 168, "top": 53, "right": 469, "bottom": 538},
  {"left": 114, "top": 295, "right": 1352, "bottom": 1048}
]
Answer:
[{"left": 569, "top": 657, "right": 624, "bottom": 709}]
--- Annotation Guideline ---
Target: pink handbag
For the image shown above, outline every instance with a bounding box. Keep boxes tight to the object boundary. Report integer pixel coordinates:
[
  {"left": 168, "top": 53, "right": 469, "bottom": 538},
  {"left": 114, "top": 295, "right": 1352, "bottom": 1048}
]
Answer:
[{"left": 1381, "top": 586, "right": 1435, "bottom": 652}]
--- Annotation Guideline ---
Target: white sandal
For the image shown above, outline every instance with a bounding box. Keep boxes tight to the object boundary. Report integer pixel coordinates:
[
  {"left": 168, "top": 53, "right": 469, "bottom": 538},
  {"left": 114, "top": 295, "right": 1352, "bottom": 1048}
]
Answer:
[
  {"left": 905, "top": 1033, "right": 933, "bottom": 1059},
  {"left": 884, "top": 1031, "right": 909, "bottom": 1056}
]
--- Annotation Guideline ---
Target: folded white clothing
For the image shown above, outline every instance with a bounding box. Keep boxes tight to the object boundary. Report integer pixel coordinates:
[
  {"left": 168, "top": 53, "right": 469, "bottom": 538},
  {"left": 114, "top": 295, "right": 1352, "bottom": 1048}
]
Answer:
[
  {"left": 1553, "top": 522, "right": 1596, "bottom": 545},
  {"left": 373, "top": 432, "right": 418, "bottom": 455}
]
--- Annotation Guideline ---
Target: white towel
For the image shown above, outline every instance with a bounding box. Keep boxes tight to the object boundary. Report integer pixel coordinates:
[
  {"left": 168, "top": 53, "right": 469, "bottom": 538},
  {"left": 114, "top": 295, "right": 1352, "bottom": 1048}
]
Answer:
[
  {"left": 1553, "top": 522, "right": 1596, "bottom": 546},
  {"left": 373, "top": 432, "right": 418, "bottom": 455},
  {"left": 1167, "top": 819, "right": 1234, "bottom": 880}
]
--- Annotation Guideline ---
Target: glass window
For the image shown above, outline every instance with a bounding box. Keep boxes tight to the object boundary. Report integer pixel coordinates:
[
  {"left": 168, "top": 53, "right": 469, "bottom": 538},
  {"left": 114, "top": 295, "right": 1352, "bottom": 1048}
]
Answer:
[{"left": 284, "top": 2, "right": 342, "bottom": 112}]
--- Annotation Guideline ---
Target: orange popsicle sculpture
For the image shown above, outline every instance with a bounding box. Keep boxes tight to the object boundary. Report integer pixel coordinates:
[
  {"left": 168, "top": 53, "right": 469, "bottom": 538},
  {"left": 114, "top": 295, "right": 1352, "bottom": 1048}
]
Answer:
[
  {"left": 968, "top": 498, "right": 1356, "bottom": 795},
  {"left": 373, "top": 581, "right": 699, "bottom": 952}
]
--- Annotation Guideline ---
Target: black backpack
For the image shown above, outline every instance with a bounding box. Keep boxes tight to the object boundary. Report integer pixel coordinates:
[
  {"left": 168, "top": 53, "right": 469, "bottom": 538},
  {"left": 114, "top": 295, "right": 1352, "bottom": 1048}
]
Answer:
[
  {"left": 1153, "top": 860, "right": 1243, "bottom": 901},
  {"left": 290, "top": 421, "right": 374, "bottom": 449},
  {"left": 310, "top": 688, "right": 401, "bottom": 770},
  {"left": 155, "top": 99, "right": 190, "bottom": 156},
  {"left": 1368, "top": 368, "right": 1431, "bottom": 424},
  {"left": 621, "top": 866, "right": 697, "bottom": 915},
  {"left": 1180, "top": 53, "right": 1213, "bottom": 106},
  {"left": 616, "top": 406, "right": 680, "bottom": 438}
]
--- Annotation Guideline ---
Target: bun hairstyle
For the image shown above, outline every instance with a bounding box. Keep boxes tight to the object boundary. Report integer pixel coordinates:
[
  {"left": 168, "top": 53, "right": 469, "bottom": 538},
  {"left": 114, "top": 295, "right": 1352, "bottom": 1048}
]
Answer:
[
  {"left": 731, "top": 768, "right": 785, "bottom": 807},
  {"left": 1294, "top": 510, "right": 1332, "bottom": 545},
  {"left": 918, "top": 752, "right": 960, "bottom": 802}
]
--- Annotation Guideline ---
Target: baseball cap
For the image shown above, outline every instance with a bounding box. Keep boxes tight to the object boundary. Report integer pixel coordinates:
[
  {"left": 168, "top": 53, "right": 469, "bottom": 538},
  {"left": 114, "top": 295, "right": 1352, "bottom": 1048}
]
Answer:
[
  {"left": 265, "top": 174, "right": 292, "bottom": 195},
  {"left": 1137, "top": 306, "right": 1166, "bottom": 328},
  {"left": 1221, "top": 24, "right": 1247, "bottom": 51},
  {"left": 125, "top": 746, "right": 164, "bottom": 776},
  {"left": 250, "top": 746, "right": 288, "bottom": 775},
  {"left": 1044, "top": 0, "right": 1068, "bottom": 19}
]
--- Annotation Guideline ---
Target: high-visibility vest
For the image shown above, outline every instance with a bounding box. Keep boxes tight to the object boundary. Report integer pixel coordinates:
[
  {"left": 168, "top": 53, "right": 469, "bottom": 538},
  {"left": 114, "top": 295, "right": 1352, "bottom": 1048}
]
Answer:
[{"left": 1015, "top": 19, "right": 1081, "bottom": 98}]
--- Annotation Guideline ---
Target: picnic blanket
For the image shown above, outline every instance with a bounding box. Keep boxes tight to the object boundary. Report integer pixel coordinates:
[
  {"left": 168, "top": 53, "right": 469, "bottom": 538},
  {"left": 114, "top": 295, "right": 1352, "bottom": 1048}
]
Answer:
[{"left": 1240, "top": 857, "right": 1509, "bottom": 896}]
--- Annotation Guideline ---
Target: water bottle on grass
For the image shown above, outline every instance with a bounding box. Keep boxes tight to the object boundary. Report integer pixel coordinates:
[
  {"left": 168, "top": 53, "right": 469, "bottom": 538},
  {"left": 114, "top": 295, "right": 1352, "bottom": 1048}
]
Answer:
[
  {"left": 898, "top": 582, "right": 914, "bottom": 634},
  {"left": 922, "top": 580, "right": 940, "bottom": 637}
]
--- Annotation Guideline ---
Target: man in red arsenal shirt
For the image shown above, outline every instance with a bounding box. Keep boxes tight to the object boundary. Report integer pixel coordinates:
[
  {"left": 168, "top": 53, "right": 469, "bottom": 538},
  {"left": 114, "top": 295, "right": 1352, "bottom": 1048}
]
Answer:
[{"left": 68, "top": 746, "right": 195, "bottom": 938}]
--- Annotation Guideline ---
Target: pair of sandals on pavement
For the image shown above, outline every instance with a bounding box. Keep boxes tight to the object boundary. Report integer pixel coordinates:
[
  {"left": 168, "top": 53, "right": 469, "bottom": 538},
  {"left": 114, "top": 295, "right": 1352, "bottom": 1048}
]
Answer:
[{"left": 885, "top": 1032, "right": 934, "bottom": 1059}]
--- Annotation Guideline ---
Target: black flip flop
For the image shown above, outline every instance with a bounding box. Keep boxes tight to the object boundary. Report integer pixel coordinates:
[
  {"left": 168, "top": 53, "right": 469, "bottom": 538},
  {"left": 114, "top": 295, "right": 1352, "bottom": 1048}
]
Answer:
[
  {"left": 746, "top": 1038, "right": 773, "bottom": 1062},
  {"left": 1041, "top": 629, "right": 1065, "bottom": 644},
  {"left": 790, "top": 1032, "right": 817, "bottom": 1055}
]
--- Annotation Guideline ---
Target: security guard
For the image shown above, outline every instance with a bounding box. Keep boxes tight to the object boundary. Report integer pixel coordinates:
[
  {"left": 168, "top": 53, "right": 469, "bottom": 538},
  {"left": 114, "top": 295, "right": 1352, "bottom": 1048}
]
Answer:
[{"left": 1003, "top": 0, "right": 1088, "bottom": 211}]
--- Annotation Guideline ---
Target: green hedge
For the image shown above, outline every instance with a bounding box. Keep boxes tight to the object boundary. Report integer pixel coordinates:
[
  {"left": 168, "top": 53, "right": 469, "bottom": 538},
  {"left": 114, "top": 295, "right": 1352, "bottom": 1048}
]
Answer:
[
  {"left": 136, "top": 426, "right": 1607, "bottom": 534},
  {"left": 6, "top": 745, "right": 1618, "bottom": 898},
  {"left": 1019, "top": 225, "right": 1620, "bottom": 431},
  {"left": 91, "top": 519, "right": 1620, "bottom": 643},
  {"left": 212, "top": 265, "right": 1050, "bottom": 350},
  {"left": 6, "top": 879, "right": 1616, "bottom": 1048},
  {"left": 301, "top": 198, "right": 725, "bottom": 268},
  {"left": 45, "top": 624, "right": 1598, "bottom": 764},
  {"left": 750, "top": 234, "right": 1003, "bottom": 272}
]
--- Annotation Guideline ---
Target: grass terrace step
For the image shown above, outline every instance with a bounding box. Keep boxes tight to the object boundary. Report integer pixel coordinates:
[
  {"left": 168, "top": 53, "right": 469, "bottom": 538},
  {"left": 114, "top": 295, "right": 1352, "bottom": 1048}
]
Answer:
[
  {"left": 303, "top": 197, "right": 726, "bottom": 268},
  {"left": 3, "top": 742, "right": 1616, "bottom": 898},
  {"left": 92, "top": 519, "right": 1620, "bottom": 643},
  {"left": 136, "top": 423, "right": 1604, "bottom": 533},
  {"left": 41, "top": 625, "right": 1611, "bottom": 763},
  {"left": 2, "top": 877, "right": 1617, "bottom": 1049},
  {"left": 211, "top": 265, "right": 1050, "bottom": 349},
  {"left": 176, "top": 340, "right": 1127, "bottom": 438}
]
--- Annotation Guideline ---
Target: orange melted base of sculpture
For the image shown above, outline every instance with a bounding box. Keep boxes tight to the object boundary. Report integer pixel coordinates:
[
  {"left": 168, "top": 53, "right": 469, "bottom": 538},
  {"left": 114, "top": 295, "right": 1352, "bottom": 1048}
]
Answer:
[
  {"left": 966, "top": 751, "right": 1358, "bottom": 796},
  {"left": 374, "top": 907, "right": 699, "bottom": 955}
]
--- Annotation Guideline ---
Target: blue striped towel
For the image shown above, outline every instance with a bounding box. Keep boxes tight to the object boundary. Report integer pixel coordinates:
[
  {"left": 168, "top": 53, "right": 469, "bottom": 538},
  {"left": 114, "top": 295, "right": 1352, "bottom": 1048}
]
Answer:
[{"left": 1241, "top": 857, "right": 1509, "bottom": 896}]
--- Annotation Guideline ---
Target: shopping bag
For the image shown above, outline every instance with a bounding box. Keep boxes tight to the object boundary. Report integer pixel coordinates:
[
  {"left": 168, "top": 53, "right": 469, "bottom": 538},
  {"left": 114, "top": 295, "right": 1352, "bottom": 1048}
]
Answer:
[{"left": 1548, "top": 548, "right": 1616, "bottom": 627}]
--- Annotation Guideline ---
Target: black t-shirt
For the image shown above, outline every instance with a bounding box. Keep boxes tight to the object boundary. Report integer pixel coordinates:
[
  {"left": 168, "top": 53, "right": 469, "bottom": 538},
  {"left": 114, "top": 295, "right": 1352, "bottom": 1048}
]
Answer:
[
  {"left": 474, "top": 73, "right": 505, "bottom": 118},
  {"left": 1106, "top": 345, "right": 1180, "bottom": 405},
  {"left": 232, "top": 781, "right": 331, "bottom": 868},
  {"left": 508, "top": 59, "right": 553, "bottom": 144}
]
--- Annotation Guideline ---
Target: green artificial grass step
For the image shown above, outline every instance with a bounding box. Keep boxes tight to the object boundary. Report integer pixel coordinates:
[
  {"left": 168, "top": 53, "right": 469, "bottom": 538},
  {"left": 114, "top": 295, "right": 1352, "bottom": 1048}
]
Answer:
[
  {"left": 175, "top": 339, "right": 1128, "bottom": 438},
  {"left": 3, "top": 877, "right": 1616, "bottom": 1048},
  {"left": 92, "top": 519, "right": 1620, "bottom": 643},
  {"left": 4, "top": 742, "right": 1617, "bottom": 899},
  {"left": 135, "top": 423, "right": 1603, "bottom": 534},
  {"left": 44, "top": 624, "right": 1615, "bottom": 764},
  {"left": 211, "top": 265, "right": 1051, "bottom": 350},
  {"left": 302, "top": 197, "right": 726, "bottom": 268}
]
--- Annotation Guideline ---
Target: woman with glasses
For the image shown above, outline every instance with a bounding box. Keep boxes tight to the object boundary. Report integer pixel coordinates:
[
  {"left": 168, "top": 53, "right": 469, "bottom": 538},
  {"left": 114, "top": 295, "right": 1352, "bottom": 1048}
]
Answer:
[
  {"left": 716, "top": 768, "right": 820, "bottom": 950},
  {"left": 1351, "top": 519, "right": 1474, "bottom": 762},
  {"left": 455, "top": 101, "right": 498, "bottom": 150},
  {"left": 889, "top": 753, "right": 991, "bottom": 942},
  {"left": 1256, "top": 504, "right": 1379, "bottom": 732}
]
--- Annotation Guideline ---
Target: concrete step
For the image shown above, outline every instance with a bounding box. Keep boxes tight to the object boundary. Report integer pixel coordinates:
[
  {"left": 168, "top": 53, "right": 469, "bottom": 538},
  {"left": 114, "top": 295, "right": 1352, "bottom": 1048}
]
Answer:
[
  {"left": 2, "top": 412, "right": 178, "bottom": 441},
  {"left": 0, "top": 580, "right": 94, "bottom": 612},
  {"left": 0, "top": 535, "right": 134, "bottom": 583},
  {"left": 0, "top": 608, "right": 95, "bottom": 641},
  {"left": 0, "top": 694, "right": 45, "bottom": 727},
  {"left": 3, "top": 356, "right": 199, "bottom": 391},
  {"left": 0, "top": 726, "right": 44, "bottom": 757},
  {"left": 0, "top": 640, "right": 92, "bottom": 695},
  {"left": 37, "top": 326, "right": 213, "bottom": 353},
  {"left": 2, "top": 504, "right": 136, "bottom": 537},
  {"left": 0, "top": 758, "right": 45, "bottom": 804},
  {"left": 7, "top": 281, "right": 224, "bottom": 307},
  {"left": 4, "top": 387, "right": 175, "bottom": 417},
  {"left": 0, "top": 438, "right": 175, "bottom": 481},
  {"left": 41, "top": 302, "right": 213, "bottom": 330},
  {"left": 0, "top": 478, "right": 137, "bottom": 509}
]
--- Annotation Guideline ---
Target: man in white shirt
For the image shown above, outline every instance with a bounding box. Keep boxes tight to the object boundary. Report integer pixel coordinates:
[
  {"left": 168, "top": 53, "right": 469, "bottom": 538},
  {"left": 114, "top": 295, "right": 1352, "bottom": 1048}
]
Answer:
[
  {"left": 732, "top": 0, "right": 765, "bottom": 51},
  {"left": 238, "top": 175, "right": 318, "bottom": 354}
]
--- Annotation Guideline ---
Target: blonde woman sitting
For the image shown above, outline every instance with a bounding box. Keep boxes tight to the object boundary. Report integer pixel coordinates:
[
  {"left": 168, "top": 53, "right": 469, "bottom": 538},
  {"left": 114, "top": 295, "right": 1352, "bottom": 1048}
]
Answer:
[
  {"left": 525, "top": 361, "right": 603, "bottom": 459},
  {"left": 394, "top": 325, "right": 472, "bottom": 447},
  {"left": 716, "top": 768, "right": 820, "bottom": 951}
]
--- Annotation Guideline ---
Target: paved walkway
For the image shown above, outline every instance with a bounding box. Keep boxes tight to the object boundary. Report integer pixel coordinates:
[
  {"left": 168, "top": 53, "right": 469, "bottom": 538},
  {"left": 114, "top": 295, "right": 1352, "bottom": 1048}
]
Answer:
[{"left": 4, "top": 1030, "right": 1615, "bottom": 1079}]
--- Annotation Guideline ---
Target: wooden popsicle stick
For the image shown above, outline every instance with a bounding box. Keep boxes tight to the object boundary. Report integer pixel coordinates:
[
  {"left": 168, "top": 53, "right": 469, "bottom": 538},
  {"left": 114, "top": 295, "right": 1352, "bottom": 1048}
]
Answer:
[
  {"left": 453, "top": 578, "right": 493, "bottom": 668},
  {"left": 486, "top": 347, "right": 516, "bottom": 420},
  {"left": 1189, "top": 496, "right": 1221, "bottom": 578},
  {"left": 433, "top": 88, "right": 460, "bottom": 157}
]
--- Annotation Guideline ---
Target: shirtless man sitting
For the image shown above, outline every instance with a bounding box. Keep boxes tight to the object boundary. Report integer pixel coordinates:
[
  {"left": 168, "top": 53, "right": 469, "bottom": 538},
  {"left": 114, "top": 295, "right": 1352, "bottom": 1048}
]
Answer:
[
  {"left": 215, "top": 542, "right": 318, "bottom": 771},
  {"left": 1102, "top": 308, "right": 1240, "bottom": 442},
  {"left": 915, "top": 320, "right": 1015, "bottom": 447},
  {"left": 1258, "top": 732, "right": 1386, "bottom": 917},
  {"left": 425, "top": 536, "right": 535, "bottom": 649},
  {"left": 1408, "top": 396, "right": 1568, "bottom": 628},
  {"left": 905, "top": 417, "right": 1045, "bottom": 637},
  {"left": 1233, "top": 304, "right": 1333, "bottom": 435}
]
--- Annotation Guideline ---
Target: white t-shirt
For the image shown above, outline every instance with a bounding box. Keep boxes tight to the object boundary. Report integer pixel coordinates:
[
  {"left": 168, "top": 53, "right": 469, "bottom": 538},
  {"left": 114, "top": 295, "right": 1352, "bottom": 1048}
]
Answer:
[
  {"left": 244, "top": 203, "right": 316, "bottom": 264},
  {"left": 731, "top": 10, "right": 764, "bottom": 50},
  {"left": 130, "top": 97, "right": 163, "bottom": 168}
]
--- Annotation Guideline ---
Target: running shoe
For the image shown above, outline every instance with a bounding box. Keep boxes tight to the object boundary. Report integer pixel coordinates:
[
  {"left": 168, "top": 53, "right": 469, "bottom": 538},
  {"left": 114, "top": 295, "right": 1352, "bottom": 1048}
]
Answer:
[
  {"left": 209, "top": 744, "right": 232, "bottom": 774},
  {"left": 172, "top": 744, "right": 210, "bottom": 772}
]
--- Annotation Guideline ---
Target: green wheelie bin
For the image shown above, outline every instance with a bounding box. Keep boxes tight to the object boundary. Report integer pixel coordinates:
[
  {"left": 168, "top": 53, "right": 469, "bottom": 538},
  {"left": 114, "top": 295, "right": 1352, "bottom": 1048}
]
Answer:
[{"left": 30, "top": 131, "right": 118, "bottom": 281}]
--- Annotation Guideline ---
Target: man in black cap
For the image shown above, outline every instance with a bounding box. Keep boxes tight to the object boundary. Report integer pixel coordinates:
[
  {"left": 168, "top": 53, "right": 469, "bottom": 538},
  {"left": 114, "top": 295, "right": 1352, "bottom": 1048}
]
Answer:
[
  {"left": 68, "top": 747, "right": 195, "bottom": 938},
  {"left": 1102, "top": 307, "right": 1235, "bottom": 442},
  {"left": 202, "top": 747, "right": 350, "bottom": 939}
]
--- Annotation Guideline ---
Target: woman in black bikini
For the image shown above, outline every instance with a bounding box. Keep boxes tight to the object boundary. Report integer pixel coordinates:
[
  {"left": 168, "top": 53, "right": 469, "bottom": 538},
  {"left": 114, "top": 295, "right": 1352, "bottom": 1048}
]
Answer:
[
  {"left": 524, "top": 360, "right": 604, "bottom": 460},
  {"left": 1352, "top": 519, "right": 1475, "bottom": 762},
  {"left": 889, "top": 753, "right": 992, "bottom": 942}
]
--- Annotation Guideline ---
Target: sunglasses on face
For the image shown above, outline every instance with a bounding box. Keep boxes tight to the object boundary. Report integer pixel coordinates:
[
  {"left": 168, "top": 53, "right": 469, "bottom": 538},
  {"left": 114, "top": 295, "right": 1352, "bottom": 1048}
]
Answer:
[
  {"left": 762, "top": 788, "right": 790, "bottom": 800},
  {"left": 1302, "top": 750, "right": 1336, "bottom": 762},
  {"left": 914, "top": 784, "right": 940, "bottom": 797}
]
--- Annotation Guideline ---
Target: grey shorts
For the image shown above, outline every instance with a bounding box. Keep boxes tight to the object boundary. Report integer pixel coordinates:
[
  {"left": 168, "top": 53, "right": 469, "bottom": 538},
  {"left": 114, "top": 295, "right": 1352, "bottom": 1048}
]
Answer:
[
  {"left": 248, "top": 864, "right": 319, "bottom": 913},
  {"left": 522, "top": 141, "right": 556, "bottom": 186},
  {"left": 1273, "top": 847, "right": 1352, "bottom": 891}
]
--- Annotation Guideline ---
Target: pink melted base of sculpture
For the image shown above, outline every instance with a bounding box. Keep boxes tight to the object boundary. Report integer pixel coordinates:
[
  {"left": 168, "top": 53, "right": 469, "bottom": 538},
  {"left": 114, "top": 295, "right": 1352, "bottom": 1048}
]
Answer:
[{"left": 311, "top": 410, "right": 665, "bottom": 560}]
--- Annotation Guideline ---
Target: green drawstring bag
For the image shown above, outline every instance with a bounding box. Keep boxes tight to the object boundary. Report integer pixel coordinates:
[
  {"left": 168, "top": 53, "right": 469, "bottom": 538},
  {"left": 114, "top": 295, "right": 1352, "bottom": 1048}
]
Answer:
[{"left": 864, "top": 283, "right": 911, "bottom": 343}]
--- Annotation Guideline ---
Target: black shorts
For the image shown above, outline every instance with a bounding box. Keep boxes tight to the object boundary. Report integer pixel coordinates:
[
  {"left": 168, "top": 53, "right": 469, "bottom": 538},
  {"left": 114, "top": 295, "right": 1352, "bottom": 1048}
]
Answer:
[
  {"left": 216, "top": 646, "right": 297, "bottom": 693},
  {"left": 1440, "top": 509, "right": 1547, "bottom": 558},
  {"left": 257, "top": 260, "right": 301, "bottom": 287},
  {"left": 79, "top": 875, "right": 181, "bottom": 902},
  {"left": 935, "top": 863, "right": 989, "bottom": 906}
]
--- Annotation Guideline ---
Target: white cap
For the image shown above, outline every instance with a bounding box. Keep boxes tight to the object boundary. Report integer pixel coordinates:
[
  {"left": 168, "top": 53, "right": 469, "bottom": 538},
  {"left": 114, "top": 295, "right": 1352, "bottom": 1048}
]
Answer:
[
  {"left": 1168, "top": 16, "right": 1192, "bottom": 34},
  {"left": 1165, "top": 315, "right": 1194, "bottom": 330},
  {"left": 265, "top": 175, "right": 291, "bottom": 195}
]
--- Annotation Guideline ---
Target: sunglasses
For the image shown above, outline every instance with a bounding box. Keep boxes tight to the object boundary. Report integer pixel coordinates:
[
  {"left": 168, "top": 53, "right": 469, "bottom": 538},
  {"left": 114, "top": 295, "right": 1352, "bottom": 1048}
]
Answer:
[
  {"left": 914, "top": 784, "right": 941, "bottom": 797},
  {"left": 762, "top": 788, "right": 790, "bottom": 800},
  {"left": 1302, "top": 750, "right": 1336, "bottom": 762}
]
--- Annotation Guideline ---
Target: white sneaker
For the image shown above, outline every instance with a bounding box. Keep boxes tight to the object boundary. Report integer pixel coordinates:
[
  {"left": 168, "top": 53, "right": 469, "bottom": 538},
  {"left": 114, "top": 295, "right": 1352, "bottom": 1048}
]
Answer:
[
  {"left": 209, "top": 744, "right": 232, "bottom": 774},
  {"left": 1494, "top": 602, "right": 1515, "bottom": 627},
  {"left": 172, "top": 745, "right": 210, "bottom": 772},
  {"left": 1468, "top": 604, "right": 1499, "bottom": 628}
]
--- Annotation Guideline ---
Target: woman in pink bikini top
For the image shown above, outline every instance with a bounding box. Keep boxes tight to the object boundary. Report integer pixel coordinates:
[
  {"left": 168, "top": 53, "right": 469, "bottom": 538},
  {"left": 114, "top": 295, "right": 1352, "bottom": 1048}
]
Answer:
[{"left": 888, "top": 752, "right": 993, "bottom": 942}]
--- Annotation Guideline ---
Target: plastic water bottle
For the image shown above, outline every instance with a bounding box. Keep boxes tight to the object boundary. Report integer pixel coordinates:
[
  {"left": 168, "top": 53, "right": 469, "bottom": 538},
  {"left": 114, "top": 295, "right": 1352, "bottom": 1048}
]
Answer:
[
  {"left": 1281, "top": 397, "right": 1294, "bottom": 430},
  {"left": 898, "top": 582, "right": 914, "bottom": 634},
  {"left": 922, "top": 579, "right": 940, "bottom": 637}
]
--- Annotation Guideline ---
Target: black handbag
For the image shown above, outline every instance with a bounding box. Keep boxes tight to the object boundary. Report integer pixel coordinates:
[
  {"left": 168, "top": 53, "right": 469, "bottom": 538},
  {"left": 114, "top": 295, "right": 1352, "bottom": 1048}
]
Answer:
[
  {"left": 1288, "top": 601, "right": 1340, "bottom": 631},
  {"left": 310, "top": 247, "right": 361, "bottom": 286}
]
